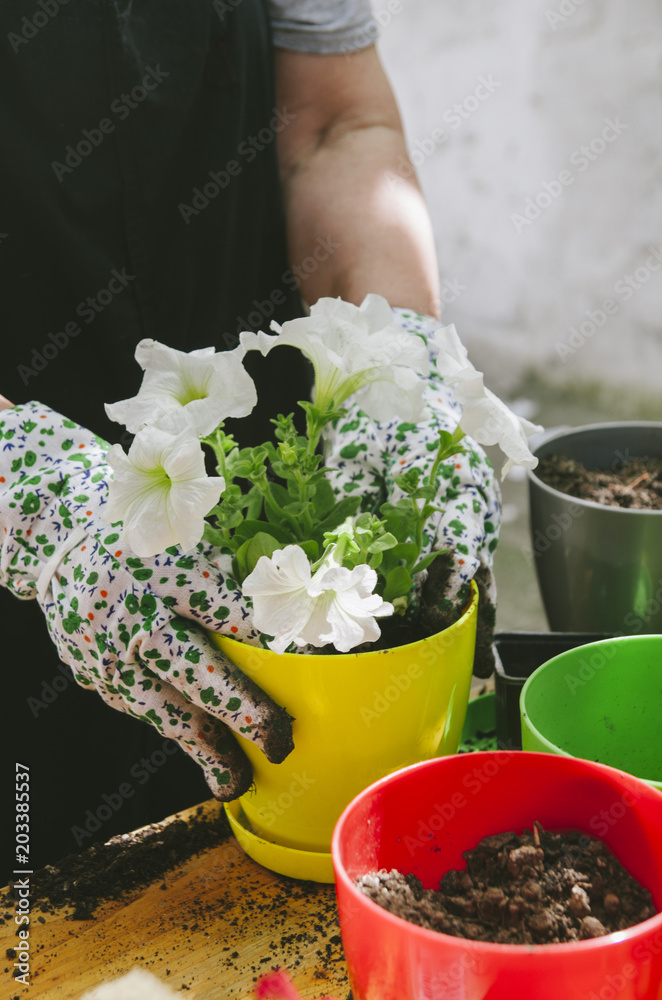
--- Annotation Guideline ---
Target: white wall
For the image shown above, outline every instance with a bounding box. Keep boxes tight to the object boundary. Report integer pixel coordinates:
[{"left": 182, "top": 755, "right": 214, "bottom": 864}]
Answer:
[{"left": 376, "top": 0, "right": 662, "bottom": 410}]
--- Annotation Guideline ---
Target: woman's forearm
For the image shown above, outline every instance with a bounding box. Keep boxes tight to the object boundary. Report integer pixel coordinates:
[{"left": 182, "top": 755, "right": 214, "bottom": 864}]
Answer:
[
  {"left": 0, "top": 395, "right": 14, "bottom": 410},
  {"left": 275, "top": 47, "right": 441, "bottom": 319}
]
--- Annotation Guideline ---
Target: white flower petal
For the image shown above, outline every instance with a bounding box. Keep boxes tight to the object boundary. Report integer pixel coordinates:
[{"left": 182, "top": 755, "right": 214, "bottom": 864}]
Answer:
[
  {"left": 259, "top": 294, "right": 428, "bottom": 419},
  {"left": 243, "top": 546, "right": 317, "bottom": 654},
  {"left": 357, "top": 293, "right": 398, "bottom": 331},
  {"left": 239, "top": 329, "right": 279, "bottom": 357},
  {"left": 243, "top": 545, "right": 393, "bottom": 653},
  {"left": 432, "top": 324, "right": 471, "bottom": 373},
  {"left": 105, "top": 339, "right": 257, "bottom": 436},
  {"left": 106, "top": 427, "right": 224, "bottom": 556},
  {"left": 357, "top": 366, "right": 426, "bottom": 423},
  {"left": 312, "top": 563, "right": 393, "bottom": 652},
  {"left": 432, "top": 326, "right": 542, "bottom": 478}
]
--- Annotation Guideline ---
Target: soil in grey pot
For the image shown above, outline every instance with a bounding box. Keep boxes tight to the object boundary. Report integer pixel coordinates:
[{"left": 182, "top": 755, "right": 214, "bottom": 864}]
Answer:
[{"left": 528, "top": 422, "right": 662, "bottom": 634}]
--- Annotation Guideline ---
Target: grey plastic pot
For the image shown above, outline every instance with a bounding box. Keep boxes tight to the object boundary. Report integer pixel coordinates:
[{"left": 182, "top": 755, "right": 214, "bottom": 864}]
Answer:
[{"left": 527, "top": 422, "right": 662, "bottom": 634}]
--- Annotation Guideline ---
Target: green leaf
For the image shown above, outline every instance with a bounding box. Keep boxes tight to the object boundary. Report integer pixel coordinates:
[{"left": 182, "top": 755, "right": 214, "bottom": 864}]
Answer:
[
  {"left": 366, "top": 532, "right": 398, "bottom": 553},
  {"left": 314, "top": 496, "right": 362, "bottom": 538},
  {"left": 387, "top": 541, "right": 418, "bottom": 563},
  {"left": 298, "top": 539, "right": 319, "bottom": 562},
  {"left": 412, "top": 549, "right": 445, "bottom": 575},
  {"left": 308, "top": 476, "right": 336, "bottom": 518},
  {"left": 202, "top": 523, "right": 227, "bottom": 547},
  {"left": 234, "top": 519, "right": 292, "bottom": 545},
  {"left": 394, "top": 470, "right": 420, "bottom": 494},
  {"left": 383, "top": 566, "right": 413, "bottom": 603},
  {"left": 234, "top": 531, "right": 282, "bottom": 583}
]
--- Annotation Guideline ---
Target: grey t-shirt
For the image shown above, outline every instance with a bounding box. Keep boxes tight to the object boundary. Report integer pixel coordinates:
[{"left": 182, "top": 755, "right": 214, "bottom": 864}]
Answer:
[{"left": 267, "top": 0, "right": 378, "bottom": 53}]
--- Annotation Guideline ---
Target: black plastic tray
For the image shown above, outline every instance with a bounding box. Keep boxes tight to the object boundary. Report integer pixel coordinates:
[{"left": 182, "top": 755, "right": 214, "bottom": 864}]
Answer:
[{"left": 494, "top": 631, "right": 612, "bottom": 750}]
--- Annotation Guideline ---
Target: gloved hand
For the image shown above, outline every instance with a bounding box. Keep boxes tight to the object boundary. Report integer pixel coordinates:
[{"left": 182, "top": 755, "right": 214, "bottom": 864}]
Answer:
[
  {"left": 323, "top": 308, "right": 502, "bottom": 677},
  {"left": 0, "top": 402, "right": 293, "bottom": 798}
]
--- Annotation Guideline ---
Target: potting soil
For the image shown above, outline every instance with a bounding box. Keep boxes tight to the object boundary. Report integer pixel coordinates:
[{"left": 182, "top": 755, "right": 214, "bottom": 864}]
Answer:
[
  {"left": 356, "top": 824, "right": 656, "bottom": 944},
  {"left": 1, "top": 805, "right": 232, "bottom": 920},
  {"left": 535, "top": 455, "right": 662, "bottom": 510}
]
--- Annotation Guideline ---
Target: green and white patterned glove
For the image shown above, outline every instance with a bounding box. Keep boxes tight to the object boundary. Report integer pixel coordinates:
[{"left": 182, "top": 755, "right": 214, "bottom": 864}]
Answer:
[
  {"left": 0, "top": 403, "right": 294, "bottom": 799},
  {"left": 324, "top": 309, "right": 501, "bottom": 677}
]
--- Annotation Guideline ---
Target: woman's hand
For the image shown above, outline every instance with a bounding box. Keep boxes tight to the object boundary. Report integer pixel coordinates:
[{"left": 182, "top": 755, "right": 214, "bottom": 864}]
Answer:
[
  {"left": 324, "top": 308, "right": 501, "bottom": 677},
  {"left": 0, "top": 403, "right": 294, "bottom": 799}
]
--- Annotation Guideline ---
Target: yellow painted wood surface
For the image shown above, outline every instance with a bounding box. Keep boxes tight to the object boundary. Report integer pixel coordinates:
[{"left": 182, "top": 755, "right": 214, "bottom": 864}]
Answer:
[{"left": 1, "top": 801, "right": 350, "bottom": 1000}]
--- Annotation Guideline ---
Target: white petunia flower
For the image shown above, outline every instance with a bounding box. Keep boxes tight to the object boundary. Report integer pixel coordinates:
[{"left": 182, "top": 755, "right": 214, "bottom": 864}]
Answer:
[
  {"left": 105, "top": 340, "right": 257, "bottom": 437},
  {"left": 240, "top": 294, "right": 429, "bottom": 421},
  {"left": 433, "top": 325, "right": 543, "bottom": 478},
  {"left": 106, "top": 426, "right": 225, "bottom": 556},
  {"left": 242, "top": 544, "right": 393, "bottom": 654}
]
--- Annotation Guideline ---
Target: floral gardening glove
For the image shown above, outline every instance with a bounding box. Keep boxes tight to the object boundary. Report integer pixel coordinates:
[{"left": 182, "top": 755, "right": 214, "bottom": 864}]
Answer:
[
  {"left": 324, "top": 309, "right": 501, "bottom": 677},
  {"left": 0, "top": 402, "right": 294, "bottom": 798}
]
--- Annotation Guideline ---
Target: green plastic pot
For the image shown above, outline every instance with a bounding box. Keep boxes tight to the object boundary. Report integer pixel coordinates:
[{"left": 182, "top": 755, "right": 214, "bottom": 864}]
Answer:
[{"left": 520, "top": 634, "right": 662, "bottom": 790}]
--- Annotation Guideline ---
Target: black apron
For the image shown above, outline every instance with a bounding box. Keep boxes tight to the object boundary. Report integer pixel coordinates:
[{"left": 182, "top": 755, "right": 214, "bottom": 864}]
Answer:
[{"left": 1, "top": 0, "right": 310, "bottom": 875}]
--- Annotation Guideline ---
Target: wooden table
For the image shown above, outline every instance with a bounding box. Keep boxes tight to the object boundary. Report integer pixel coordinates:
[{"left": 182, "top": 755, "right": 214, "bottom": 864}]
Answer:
[{"left": 1, "top": 801, "right": 351, "bottom": 1000}]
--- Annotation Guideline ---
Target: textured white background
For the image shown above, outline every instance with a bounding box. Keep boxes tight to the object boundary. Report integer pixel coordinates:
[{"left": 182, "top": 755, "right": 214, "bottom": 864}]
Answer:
[{"left": 375, "top": 0, "right": 662, "bottom": 411}]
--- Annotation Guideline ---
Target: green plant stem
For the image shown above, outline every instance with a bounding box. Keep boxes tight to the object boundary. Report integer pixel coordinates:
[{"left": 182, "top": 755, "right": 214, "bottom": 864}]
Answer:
[
  {"left": 202, "top": 427, "right": 230, "bottom": 479},
  {"left": 293, "top": 469, "right": 314, "bottom": 536},
  {"left": 254, "top": 476, "right": 304, "bottom": 539},
  {"left": 306, "top": 413, "right": 326, "bottom": 456},
  {"left": 427, "top": 426, "right": 466, "bottom": 488}
]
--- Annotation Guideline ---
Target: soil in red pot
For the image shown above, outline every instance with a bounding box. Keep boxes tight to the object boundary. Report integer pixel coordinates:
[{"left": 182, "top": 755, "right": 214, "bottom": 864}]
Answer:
[{"left": 356, "top": 823, "right": 657, "bottom": 944}]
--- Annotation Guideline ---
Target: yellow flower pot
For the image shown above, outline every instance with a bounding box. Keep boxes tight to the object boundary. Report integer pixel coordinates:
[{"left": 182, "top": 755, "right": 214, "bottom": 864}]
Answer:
[{"left": 211, "top": 580, "right": 478, "bottom": 881}]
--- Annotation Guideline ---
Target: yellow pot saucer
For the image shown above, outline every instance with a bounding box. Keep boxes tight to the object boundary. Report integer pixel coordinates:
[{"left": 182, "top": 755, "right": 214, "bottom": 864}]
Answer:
[{"left": 224, "top": 800, "right": 335, "bottom": 884}]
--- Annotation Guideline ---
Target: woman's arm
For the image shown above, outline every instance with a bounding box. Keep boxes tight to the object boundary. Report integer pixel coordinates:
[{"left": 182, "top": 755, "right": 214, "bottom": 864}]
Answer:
[{"left": 275, "top": 46, "right": 441, "bottom": 319}]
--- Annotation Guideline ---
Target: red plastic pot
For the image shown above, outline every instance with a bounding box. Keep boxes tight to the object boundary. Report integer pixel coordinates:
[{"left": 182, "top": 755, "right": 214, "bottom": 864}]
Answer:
[{"left": 332, "top": 752, "right": 662, "bottom": 1000}]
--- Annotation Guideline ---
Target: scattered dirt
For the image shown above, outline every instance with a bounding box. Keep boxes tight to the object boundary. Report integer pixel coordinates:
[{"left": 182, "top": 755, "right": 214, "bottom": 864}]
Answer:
[
  {"left": 1, "top": 805, "right": 352, "bottom": 992},
  {"left": 1, "top": 805, "right": 232, "bottom": 921},
  {"left": 536, "top": 455, "right": 662, "bottom": 510},
  {"left": 356, "top": 823, "right": 656, "bottom": 945},
  {"left": 459, "top": 724, "right": 497, "bottom": 754}
]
